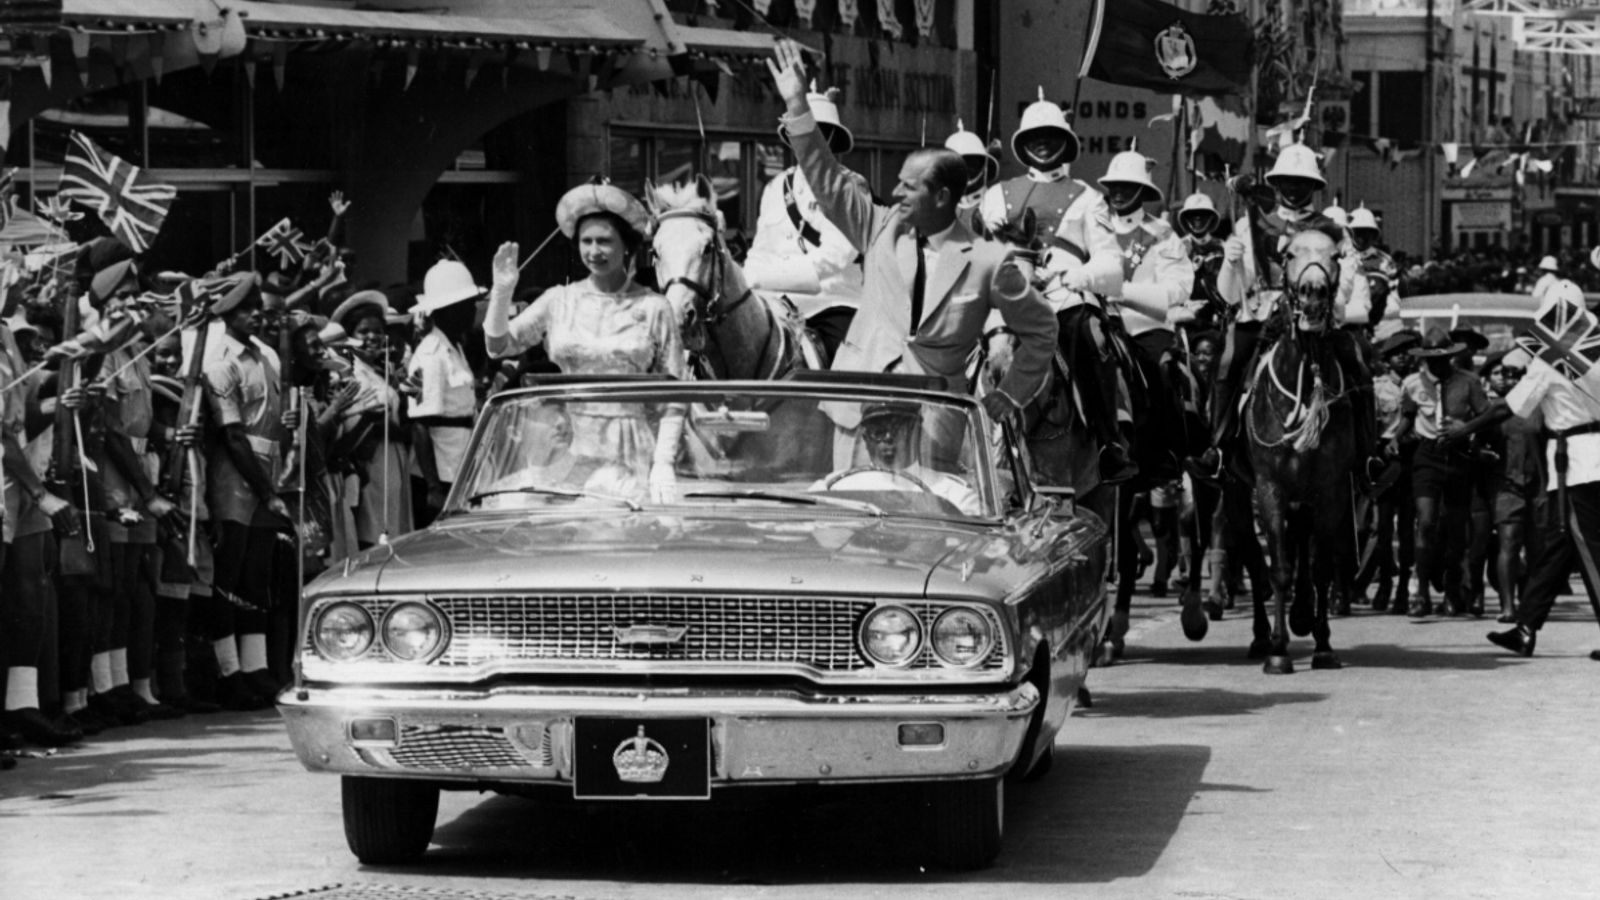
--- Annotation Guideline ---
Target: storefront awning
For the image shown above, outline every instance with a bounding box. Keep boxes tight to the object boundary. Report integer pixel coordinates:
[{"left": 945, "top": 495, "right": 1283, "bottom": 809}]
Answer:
[{"left": 56, "top": 0, "right": 689, "bottom": 52}]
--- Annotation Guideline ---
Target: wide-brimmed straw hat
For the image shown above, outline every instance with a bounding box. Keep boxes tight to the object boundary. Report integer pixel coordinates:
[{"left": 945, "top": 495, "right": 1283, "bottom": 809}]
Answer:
[
  {"left": 1410, "top": 327, "right": 1466, "bottom": 359},
  {"left": 554, "top": 179, "right": 652, "bottom": 241},
  {"left": 1375, "top": 329, "right": 1420, "bottom": 358},
  {"left": 412, "top": 260, "right": 484, "bottom": 315},
  {"left": 331, "top": 289, "right": 408, "bottom": 331}
]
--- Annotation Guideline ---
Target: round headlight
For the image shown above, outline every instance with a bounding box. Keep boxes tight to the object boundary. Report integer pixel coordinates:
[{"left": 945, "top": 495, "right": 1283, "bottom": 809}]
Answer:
[
  {"left": 931, "top": 608, "right": 995, "bottom": 667},
  {"left": 859, "top": 605, "right": 923, "bottom": 667},
  {"left": 381, "top": 603, "right": 446, "bottom": 662},
  {"left": 314, "top": 603, "right": 374, "bottom": 661}
]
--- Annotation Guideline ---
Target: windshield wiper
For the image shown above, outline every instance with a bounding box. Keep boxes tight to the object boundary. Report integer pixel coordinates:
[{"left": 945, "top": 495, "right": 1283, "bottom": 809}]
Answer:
[
  {"left": 467, "top": 485, "right": 641, "bottom": 512},
  {"left": 685, "top": 489, "right": 884, "bottom": 516}
]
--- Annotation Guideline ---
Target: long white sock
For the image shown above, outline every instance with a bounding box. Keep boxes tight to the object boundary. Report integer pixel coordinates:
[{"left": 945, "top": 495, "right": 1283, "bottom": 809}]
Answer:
[
  {"left": 240, "top": 634, "right": 268, "bottom": 673},
  {"left": 131, "top": 677, "right": 158, "bottom": 705},
  {"left": 64, "top": 689, "right": 88, "bottom": 715},
  {"left": 213, "top": 637, "right": 241, "bottom": 677},
  {"left": 91, "top": 654, "right": 114, "bottom": 695},
  {"left": 5, "top": 667, "right": 39, "bottom": 712},
  {"left": 109, "top": 648, "right": 130, "bottom": 687}
]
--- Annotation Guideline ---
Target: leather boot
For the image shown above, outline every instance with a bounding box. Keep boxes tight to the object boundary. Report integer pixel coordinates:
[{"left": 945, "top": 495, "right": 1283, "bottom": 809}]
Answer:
[{"left": 1, "top": 708, "right": 84, "bottom": 747}]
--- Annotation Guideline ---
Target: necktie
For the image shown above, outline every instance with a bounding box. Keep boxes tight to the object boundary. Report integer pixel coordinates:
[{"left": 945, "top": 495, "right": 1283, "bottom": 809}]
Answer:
[{"left": 909, "top": 233, "right": 927, "bottom": 337}]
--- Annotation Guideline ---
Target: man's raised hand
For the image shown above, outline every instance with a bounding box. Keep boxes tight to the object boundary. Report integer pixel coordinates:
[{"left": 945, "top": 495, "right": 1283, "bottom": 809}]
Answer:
[{"left": 766, "top": 39, "right": 810, "bottom": 110}]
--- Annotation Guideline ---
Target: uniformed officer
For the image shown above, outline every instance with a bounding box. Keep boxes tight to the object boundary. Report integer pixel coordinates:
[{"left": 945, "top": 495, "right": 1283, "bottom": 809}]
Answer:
[
  {"left": 1177, "top": 192, "right": 1228, "bottom": 328},
  {"left": 744, "top": 82, "right": 865, "bottom": 363},
  {"left": 1188, "top": 142, "right": 1375, "bottom": 481},
  {"left": 978, "top": 89, "right": 1133, "bottom": 481},
  {"left": 943, "top": 120, "right": 998, "bottom": 232},
  {"left": 1099, "top": 150, "right": 1195, "bottom": 481},
  {"left": 1349, "top": 205, "right": 1399, "bottom": 327},
  {"left": 1467, "top": 280, "right": 1600, "bottom": 660}
]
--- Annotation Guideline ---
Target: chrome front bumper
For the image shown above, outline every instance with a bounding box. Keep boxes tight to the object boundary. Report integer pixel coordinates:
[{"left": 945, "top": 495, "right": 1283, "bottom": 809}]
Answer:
[{"left": 278, "top": 681, "right": 1038, "bottom": 787}]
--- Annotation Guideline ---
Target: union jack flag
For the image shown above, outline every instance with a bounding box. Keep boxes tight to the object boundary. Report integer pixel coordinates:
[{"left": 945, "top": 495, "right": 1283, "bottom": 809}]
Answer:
[
  {"left": 256, "top": 218, "right": 312, "bottom": 269},
  {"left": 58, "top": 131, "right": 177, "bottom": 253},
  {"left": 1516, "top": 290, "right": 1600, "bottom": 383},
  {"left": 34, "top": 192, "right": 83, "bottom": 225},
  {"left": 171, "top": 276, "right": 228, "bottom": 323}
]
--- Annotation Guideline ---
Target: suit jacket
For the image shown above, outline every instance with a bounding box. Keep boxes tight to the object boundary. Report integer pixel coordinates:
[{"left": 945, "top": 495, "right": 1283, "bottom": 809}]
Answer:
[{"left": 789, "top": 117, "right": 1057, "bottom": 405}]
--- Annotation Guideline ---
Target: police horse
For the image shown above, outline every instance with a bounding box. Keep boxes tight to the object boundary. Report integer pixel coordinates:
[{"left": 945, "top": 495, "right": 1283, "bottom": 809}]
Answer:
[
  {"left": 1243, "top": 228, "right": 1359, "bottom": 673},
  {"left": 647, "top": 177, "right": 831, "bottom": 474},
  {"left": 976, "top": 211, "right": 1201, "bottom": 659}
]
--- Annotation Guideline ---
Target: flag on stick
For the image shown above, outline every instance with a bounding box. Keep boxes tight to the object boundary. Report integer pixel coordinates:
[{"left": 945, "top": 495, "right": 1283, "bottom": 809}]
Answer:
[
  {"left": 58, "top": 131, "right": 176, "bottom": 253},
  {"left": 1079, "top": 0, "right": 1252, "bottom": 97},
  {"left": 255, "top": 218, "right": 312, "bottom": 269},
  {"left": 1516, "top": 289, "right": 1600, "bottom": 383}
]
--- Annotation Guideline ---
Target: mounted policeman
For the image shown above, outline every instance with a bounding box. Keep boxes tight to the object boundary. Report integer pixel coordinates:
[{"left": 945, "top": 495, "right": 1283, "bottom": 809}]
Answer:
[
  {"left": 1188, "top": 140, "right": 1377, "bottom": 483},
  {"left": 977, "top": 88, "right": 1135, "bottom": 482},
  {"left": 743, "top": 82, "right": 865, "bottom": 364}
]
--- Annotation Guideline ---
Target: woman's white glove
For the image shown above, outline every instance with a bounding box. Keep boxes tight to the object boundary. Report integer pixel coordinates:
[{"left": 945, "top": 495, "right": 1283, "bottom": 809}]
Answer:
[
  {"left": 649, "top": 408, "right": 687, "bottom": 504},
  {"left": 484, "top": 241, "right": 519, "bottom": 342}
]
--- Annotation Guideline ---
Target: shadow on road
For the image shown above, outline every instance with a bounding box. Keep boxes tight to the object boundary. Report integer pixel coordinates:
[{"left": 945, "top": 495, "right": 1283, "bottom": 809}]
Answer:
[
  {"left": 0, "top": 714, "right": 285, "bottom": 804},
  {"left": 1076, "top": 685, "right": 1325, "bottom": 719},
  {"left": 416, "top": 742, "right": 1214, "bottom": 885}
]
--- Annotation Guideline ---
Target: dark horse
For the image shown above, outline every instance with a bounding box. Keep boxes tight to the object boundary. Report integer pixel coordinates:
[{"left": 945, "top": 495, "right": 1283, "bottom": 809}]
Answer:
[
  {"left": 976, "top": 211, "right": 1199, "bottom": 659},
  {"left": 646, "top": 177, "right": 831, "bottom": 476},
  {"left": 1244, "top": 228, "right": 1359, "bottom": 674}
]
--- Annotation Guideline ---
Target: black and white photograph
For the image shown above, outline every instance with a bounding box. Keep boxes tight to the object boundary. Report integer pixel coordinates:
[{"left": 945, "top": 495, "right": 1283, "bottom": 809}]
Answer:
[{"left": 2, "top": 1, "right": 1598, "bottom": 898}]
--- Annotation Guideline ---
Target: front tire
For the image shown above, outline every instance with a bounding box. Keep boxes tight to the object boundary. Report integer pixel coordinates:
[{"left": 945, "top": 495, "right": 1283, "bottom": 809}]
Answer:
[
  {"left": 923, "top": 776, "right": 1004, "bottom": 870},
  {"left": 342, "top": 776, "right": 439, "bottom": 865}
]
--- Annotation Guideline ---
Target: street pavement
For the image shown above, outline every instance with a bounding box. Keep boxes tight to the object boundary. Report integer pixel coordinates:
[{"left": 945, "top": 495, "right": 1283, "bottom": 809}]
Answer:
[{"left": 3, "top": 588, "right": 1599, "bottom": 900}]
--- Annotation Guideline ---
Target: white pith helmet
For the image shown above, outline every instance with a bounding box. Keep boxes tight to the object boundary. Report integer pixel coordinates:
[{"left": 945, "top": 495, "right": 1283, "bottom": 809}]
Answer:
[
  {"left": 1011, "top": 87, "right": 1078, "bottom": 165},
  {"left": 1538, "top": 255, "right": 1560, "bottom": 272},
  {"left": 1097, "top": 149, "right": 1162, "bottom": 204},
  {"left": 1265, "top": 143, "right": 1327, "bottom": 187},
  {"left": 1323, "top": 203, "right": 1348, "bottom": 228},
  {"left": 1349, "top": 206, "right": 1380, "bottom": 232},
  {"left": 944, "top": 118, "right": 999, "bottom": 182},
  {"left": 1179, "top": 192, "right": 1218, "bottom": 217},
  {"left": 777, "top": 80, "right": 854, "bottom": 155}
]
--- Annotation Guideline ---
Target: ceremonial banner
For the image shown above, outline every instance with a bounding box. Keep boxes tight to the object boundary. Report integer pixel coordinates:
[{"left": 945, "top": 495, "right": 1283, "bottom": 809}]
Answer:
[
  {"left": 1079, "top": 0, "right": 1252, "bottom": 97},
  {"left": 58, "top": 131, "right": 176, "bottom": 253}
]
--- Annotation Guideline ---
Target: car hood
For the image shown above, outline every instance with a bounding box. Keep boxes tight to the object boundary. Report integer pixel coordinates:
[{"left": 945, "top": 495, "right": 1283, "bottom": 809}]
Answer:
[{"left": 312, "top": 510, "right": 1028, "bottom": 599}]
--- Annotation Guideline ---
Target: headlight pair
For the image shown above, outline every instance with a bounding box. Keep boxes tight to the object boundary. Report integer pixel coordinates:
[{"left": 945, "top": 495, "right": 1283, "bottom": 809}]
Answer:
[
  {"left": 313, "top": 601, "right": 447, "bottom": 663},
  {"left": 858, "top": 605, "right": 995, "bottom": 669}
]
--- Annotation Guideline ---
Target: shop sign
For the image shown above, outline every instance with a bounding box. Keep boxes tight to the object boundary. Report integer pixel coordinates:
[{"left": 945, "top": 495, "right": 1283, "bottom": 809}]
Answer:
[
  {"left": 1443, "top": 185, "right": 1514, "bottom": 202},
  {"left": 1535, "top": 210, "right": 1565, "bottom": 226},
  {"left": 1451, "top": 201, "right": 1511, "bottom": 232}
]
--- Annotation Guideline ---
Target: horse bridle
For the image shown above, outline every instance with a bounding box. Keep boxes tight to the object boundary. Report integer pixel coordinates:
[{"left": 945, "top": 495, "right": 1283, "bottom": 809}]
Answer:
[
  {"left": 1285, "top": 259, "right": 1337, "bottom": 330},
  {"left": 653, "top": 208, "right": 755, "bottom": 327}
]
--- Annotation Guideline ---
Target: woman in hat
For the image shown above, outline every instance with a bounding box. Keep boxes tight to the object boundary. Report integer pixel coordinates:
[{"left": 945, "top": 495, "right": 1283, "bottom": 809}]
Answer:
[
  {"left": 330, "top": 291, "right": 413, "bottom": 546},
  {"left": 1396, "top": 327, "right": 1491, "bottom": 616},
  {"left": 483, "top": 180, "right": 686, "bottom": 502},
  {"left": 407, "top": 259, "right": 484, "bottom": 514}
]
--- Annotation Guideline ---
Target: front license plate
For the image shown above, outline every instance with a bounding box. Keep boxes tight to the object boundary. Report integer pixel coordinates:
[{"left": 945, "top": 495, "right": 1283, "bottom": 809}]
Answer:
[{"left": 573, "top": 717, "right": 711, "bottom": 800}]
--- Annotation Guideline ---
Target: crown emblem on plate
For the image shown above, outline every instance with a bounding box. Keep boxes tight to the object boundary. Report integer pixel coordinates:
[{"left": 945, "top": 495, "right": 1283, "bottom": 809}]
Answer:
[{"left": 612, "top": 726, "right": 670, "bottom": 783}]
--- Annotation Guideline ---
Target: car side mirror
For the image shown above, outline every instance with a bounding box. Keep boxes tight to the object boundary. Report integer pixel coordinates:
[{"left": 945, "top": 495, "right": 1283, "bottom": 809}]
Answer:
[{"left": 1034, "top": 484, "right": 1076, "bottom": 518}]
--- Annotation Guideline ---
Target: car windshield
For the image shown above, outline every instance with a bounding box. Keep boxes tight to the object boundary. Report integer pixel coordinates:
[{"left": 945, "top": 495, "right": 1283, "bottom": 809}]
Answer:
[{"left": 449, "top": 385, "right": 1001, "bottom": 521}]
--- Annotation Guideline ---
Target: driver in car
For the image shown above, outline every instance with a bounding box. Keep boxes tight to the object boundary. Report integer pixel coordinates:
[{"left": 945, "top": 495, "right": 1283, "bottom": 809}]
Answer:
[{"left": 814, "top": 402, "right": 981, "bottom": 515}]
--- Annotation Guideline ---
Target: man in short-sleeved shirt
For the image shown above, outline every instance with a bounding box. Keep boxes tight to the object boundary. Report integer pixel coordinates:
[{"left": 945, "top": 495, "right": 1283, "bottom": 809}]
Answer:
[{"left": 1477, "top": 281, "right": 1600, "bottom": 658}]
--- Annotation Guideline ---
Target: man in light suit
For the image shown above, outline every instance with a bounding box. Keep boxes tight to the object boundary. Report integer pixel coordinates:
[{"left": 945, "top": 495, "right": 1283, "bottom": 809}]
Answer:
[{"left": 766, "top": 40, "right": 1057, "bottom": 430}]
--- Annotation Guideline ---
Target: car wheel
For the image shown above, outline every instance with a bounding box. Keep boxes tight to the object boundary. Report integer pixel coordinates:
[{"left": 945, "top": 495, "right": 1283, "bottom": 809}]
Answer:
[
  {"left": 923, "top": 775, "right": 1003, "bottom": 870},
  {"left": 341, "top": 776, "right": 439, "bottom": 865}
]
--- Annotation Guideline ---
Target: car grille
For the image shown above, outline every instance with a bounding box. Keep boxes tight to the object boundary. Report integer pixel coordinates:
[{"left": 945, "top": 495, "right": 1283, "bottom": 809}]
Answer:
[
  {"left": 381, "top": 724, "right": 534, "bottom": 770},
  {"left": 356, "top": 595, "right": 1006, "bottom": 672}
]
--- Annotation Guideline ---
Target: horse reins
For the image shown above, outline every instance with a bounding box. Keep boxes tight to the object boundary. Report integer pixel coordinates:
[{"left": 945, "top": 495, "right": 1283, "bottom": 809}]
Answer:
[{"left": 654, "top": 206, "right": 791, "bottom": 382}]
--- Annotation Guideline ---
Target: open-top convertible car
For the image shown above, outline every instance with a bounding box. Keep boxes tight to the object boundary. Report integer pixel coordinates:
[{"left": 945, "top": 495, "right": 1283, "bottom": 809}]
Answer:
[{"left": 279, "top": 374, "right": 1110, "bottom": 869}]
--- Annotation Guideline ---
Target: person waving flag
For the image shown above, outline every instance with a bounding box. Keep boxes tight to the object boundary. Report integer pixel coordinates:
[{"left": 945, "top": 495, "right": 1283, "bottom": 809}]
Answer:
[{"left": 58, "top": 130, "right": 177, "bottom": 253}]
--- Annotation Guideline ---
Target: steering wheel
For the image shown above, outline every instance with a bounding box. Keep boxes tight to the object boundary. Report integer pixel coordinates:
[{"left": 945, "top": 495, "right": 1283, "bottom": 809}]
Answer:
[{"left": 821, "top": 466, "right": 936, "bottom": 493}]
